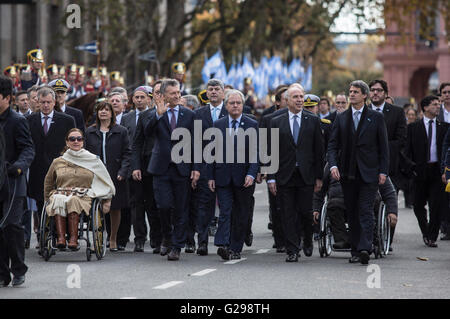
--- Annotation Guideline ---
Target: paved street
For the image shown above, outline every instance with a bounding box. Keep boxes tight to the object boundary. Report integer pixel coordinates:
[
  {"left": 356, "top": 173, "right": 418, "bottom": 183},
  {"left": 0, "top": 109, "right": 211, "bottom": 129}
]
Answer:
[{"left": 1, "top": 183, "right": 450, "bottom": 299}]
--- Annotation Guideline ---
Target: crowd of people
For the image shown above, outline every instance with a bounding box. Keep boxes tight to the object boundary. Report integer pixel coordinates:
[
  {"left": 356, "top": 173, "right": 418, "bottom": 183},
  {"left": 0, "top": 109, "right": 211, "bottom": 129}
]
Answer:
[{"left": 1, "top": 47, "right": 450, "bottom": 288}]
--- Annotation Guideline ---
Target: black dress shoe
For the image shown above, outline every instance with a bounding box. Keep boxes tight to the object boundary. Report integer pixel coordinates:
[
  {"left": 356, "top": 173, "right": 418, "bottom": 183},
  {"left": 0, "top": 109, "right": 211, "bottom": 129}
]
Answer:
[
  {"left": 185, "top": 244, "right": 195, "bottom": 253},
  {"left": 197, "top": 244, "right": 208, "bottom": 256},
  {"left": 441, "top": 234, "right": 450, "bottom": 240},
  {"left": 285, "top": 254, "right": 298, "bottom": 262},
  {"left": 217, "top": 246, "right": 230, "bottom": 261},
  {"left": 0, "top": 279, "right": 10, "bottom": 287},
  {"left": 333, "top": 241, "right": 351, "bottom": 250},
  {"left": 167, "top": 248, "right": 180, "bottom": 261},
  {"left": 428, "top": 241, "right": 438, "bottom": 248},
  {"left": 12, "top": 275, "right": 25, "bottom": 287},
  {"left": 303, "top": 245, "right": 313, "bottom": 257},
  {"left": 160, "top": 246, "right": 171, "bottom": 256},
  {"left": 359, "top": 250, "right": 370, "bottom": 265},
  {"left": 153, "top": 246, "right": 161, "bottom": 254},
  {"left": 276, "top": 246, "right": 286, "bottom": 253},
  {"left": 349, "top": 256, "right": 360, "bottom": 263},
  {"left": 423, "top": 236, "right": 430, "bottom": 246},
  {"left": 134, "top": 242, "right": 144, "bottom": 252},
  {"left": 118, "top": 245, "right": 126, "bottom": 251},
  {"left": 230, "top": 251, "right": 241, "bottom": 260},
  {"left": 244, "top": 233, "right": 253, "bottom": 247},
  {"left": 24, "top": 240, "right": 30, "bottom": 249},
  {"left": 109, "top": 247, "right": 118, "bottom": 252},
  {"left": 268, "top": 222, "right": 273, "bottom": 230},
  {"left": 389, "top": 246, "right": 393, "bottom": 252}
]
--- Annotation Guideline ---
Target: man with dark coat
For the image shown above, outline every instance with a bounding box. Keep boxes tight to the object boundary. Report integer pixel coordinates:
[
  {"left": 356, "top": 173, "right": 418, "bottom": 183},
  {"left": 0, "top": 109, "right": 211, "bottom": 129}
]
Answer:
[
  {"left": 0, "top": 75, "right": 35, "bottom": 287},
  {"left": 328, "top": 80, "right": 389, "bottom": 265},
  {"left": 26, "top": 87, "right": 75, "bottom": 247}
]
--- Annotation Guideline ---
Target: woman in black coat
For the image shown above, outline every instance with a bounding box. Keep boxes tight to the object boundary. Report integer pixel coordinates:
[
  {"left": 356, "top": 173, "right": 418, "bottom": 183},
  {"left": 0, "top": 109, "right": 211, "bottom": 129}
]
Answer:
[{"left": 85, "top": 101, "right": 131, "bottom": 251}]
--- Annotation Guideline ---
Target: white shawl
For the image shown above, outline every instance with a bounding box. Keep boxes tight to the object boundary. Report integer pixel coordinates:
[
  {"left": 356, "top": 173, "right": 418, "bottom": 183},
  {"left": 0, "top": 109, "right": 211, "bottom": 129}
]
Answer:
[{"left": 62, "top": 149, "right": 116, "bottom": 199}]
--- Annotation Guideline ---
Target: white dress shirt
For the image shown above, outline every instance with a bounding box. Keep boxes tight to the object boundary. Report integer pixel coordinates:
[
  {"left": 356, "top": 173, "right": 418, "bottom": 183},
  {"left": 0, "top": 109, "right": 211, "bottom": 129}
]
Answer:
[
  {"left": 60, "top": 104, "right": 66, "bottom": 113},
  {"left": 371, "top": 102, "right": 385, "bottom": 113},
  {"left": 442, "top": 105, "right": 450, "bottom": 123},
  {"left": 41, "top": 111, "right": 54, "bottom": 131},
  {"left": 423, "top": 115, "right": 438, "bottom": 163},
  {"left": 116, "top": 112, "right": 123, "bottom": 125},
  {"left": 288, "top": 110, "right": 302, "bottom": 137}
]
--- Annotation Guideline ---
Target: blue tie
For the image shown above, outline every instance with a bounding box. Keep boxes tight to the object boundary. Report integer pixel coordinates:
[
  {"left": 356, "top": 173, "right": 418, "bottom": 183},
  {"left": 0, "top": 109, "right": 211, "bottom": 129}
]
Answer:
[
  {"left": 293, "top": 115, "right": 299, "bottom": 144},
  {"left": 232, "top": 119, "right": 238, "bottom": 130},
  {"left": 353, "top": 111, "right": 360, "bottom": 130},
  {"left": 212, "top": 107, "right": 218, "bottom": 122}
]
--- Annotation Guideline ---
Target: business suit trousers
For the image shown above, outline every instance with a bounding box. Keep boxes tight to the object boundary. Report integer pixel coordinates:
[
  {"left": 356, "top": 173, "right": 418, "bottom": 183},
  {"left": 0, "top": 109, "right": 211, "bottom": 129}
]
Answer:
[
  {"left": 214, "top": 183, "right": 253, "bottom": 253},
  {"left": 413, "top": 163, "right": 448, "bottom": 242},
  {"left": 246, "top": 185, "right": 256, "bottom": 238},
  {"left": 278, "top": 169, "right": 314, "bottom": 256},
  {"left": 0, "top": 197, "right": 28, "bottom": 282},
  {"left": 153, "top": 164, "right": 191, "bottom": 249},
  {"left": 341, "top": 175, "right": 378, "bottom": 256},
  {"left": 196, "top": 178, "right": 216, "bottom": 246},
  {"left": 187, "top": 184, "right": 199, "bottom": 246},
  {"left": 130, "top": 175, "right": 162, "bottom": 246}
]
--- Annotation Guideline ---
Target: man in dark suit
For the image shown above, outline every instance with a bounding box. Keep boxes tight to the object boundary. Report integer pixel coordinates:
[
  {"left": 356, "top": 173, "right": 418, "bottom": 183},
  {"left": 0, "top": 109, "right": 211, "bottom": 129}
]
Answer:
[
  {"left": 326, "top": 93, "right": 348, "bottom": 123},
  {"left": 0, "top": 75, "right": 35, "bottom": 287},
  {"left": 406, "top": 95, "right": 449, "bottom": 247},
  {"left": 208, "top": 89, "right": 259, "bottom": 260},
  {"left": 328, "top": 80, "right": 389, "bottom": 265},
  {"left": 369, "top": 79, "right": 405, "bottom": 248},
  {"left": 268, "top": 85, "right": 324, "bottom": 262},
  {"left": 26, "top": 86, "right": 75, "bottom": 247},
  {"left": 194, "top": 79, "right": 228, "bottom": 256},
  {"left": 48, "top": 79, "right": 85, "bottom": 133},
  {"left": 145, "top": 79, "right": 200, "bottom": 261},
  {"left": 437, "top": 82, "right": 450, "bottom": 124}
]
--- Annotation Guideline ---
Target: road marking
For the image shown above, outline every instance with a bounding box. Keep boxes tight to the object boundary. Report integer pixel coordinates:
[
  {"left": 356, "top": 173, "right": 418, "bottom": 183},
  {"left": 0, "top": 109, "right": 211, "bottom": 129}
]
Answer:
[
  {"left": 191, "top": 269, "right": 216, "bottom": 276},
  {"left": 121, "top": 297, "right": 137, "bottom": 299},
  {"left": 153, "top": 281, "right": 184, "bottom": 289},
  {"left": 254, "top": 249, "right": 270, "bottom": 254},
  {"left": 224, "top": 258, "right": 247, "bottom": 264},
  {"left": 254, "top": 190, "right": 263, "bottom": 194}
]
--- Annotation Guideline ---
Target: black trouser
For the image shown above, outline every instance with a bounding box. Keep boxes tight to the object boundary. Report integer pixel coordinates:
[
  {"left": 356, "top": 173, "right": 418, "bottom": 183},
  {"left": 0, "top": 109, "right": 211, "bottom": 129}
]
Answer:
[
  {"left": 413, "top": 163, "right": 448, "bottom": 242},
  {"left": 0, "top": 197, "right": 28, "bottom": 282},
  {"left": 186, "top": 185, "right": 199, "bottom": 246},
  {"left": 341, "top": 173, "right": 378, "bottom": 257},
  {"left": 117, "top": 207, "right": 131, "bottom": 247},
  {"left": 130, "top": 175, "right": 162, "bottom": 247},
  {"left": 196, "top": 178, "right": 216, "bottom": 246},
  {"left": 327, "top": 206, "right": 348, "bottom": 244},
  {"left": 246, "top": 184, "right": 255, "bottom": 238},
  {"left": 271, "top": 189, "right": 286, "bottom": 248},
  {"left": 278, "top": 169, "right": 314, "bottom": 255}
]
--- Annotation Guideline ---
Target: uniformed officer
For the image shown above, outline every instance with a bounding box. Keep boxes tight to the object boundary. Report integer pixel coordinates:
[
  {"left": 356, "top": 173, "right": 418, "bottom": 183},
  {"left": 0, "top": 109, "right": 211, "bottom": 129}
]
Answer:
[
  {"left": 21, "top": 49, "right": 44, "bottom": 91},
  {"left": 0, "top": 75, "right": 35, "bottom": 287},
  {"left": 66, "top": 64, "right": 86, "bottom": 101},
  {"left": 243, "top": 77, "right": 255, "bottom": 109},
  {"left": 172, "top": 62, "right": 188, "bottom": 96},
  {"left": 304, "top": 94, "right": 331, "bottom": 150},
  {"left": 197, "top": 89, "right": 209, "bottom": 106},
  {"left": 46, "top": 64, "right": 60, "bottom": 82}
]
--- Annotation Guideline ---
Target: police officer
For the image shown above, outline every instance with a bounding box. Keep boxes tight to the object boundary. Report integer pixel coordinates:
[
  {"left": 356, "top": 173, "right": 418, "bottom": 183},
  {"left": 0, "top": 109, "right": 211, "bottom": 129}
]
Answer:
[
  {"left": 304, "top": 94, "right": 332, "bottom": 150},
  {"left": 0, "top": 75, "right": 35, "bottom": 287}
]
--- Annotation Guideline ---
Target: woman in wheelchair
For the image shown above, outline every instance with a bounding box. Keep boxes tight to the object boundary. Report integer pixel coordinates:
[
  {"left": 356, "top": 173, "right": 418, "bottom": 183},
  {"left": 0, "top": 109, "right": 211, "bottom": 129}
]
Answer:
[{"left": 43, "top": 128, "right": 115, "bottom": 250}]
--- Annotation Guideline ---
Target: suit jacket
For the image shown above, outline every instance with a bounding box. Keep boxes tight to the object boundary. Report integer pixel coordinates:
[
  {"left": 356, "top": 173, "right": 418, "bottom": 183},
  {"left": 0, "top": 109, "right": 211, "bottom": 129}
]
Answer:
[
  {"left": 325, "top": 111, "right": 337, "bottom": 123},
  {"left": 207, "top": 115, "right": 259, "bottom": 187},
  {"left": 0, "top": 107, "right": 35, "bottom": 200},
  {"left": 64, "top": 105, "right": 85, "bottom": 133},
  {"left": 26, "top": 111, "right": 76, "bottom": 202},
  {"left": 370, "top": 103, "right": 407, "bottom": 176},
  {"left": 269, "top": 110, "right": 324, "bottom": 186},
  {"left": 122, "top": 109, "right": 139, "bottom": 140},
  {"left": 145, "top": 105, "right": 200, "bottom": 177},
  {"left": 405, "top": 118, "right": 449, "bottom": 180},
  {"left": 438, "top": 106, "right": 448, "bottom": 123},
  {"left": 327, "top": 106, "right": 389, "bottom": 184},
  {"left": 131, "top": 108, "right": 156, "bottom": 174}
]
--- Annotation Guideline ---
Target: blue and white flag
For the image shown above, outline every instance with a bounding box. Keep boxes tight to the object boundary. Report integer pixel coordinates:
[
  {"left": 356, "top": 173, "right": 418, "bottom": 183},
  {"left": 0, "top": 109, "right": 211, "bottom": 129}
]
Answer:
[{"left": 75, "top": 41, "right": 99, "bottom": 55}]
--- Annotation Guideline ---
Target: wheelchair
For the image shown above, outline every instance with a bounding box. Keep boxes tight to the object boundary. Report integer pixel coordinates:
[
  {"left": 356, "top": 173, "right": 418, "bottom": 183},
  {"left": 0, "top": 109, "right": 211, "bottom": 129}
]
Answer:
[
  {"left": 318, "top": 194, "right": 391, "bottom": 259},
  {"left": 39, "top": 198, "right": 106, "bottom": 261}
]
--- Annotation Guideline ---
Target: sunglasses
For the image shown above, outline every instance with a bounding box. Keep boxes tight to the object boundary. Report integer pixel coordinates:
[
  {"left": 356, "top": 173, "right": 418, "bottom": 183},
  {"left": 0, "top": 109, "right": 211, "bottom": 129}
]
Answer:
[{"left": 67, "top": 136, "right": 84, "bottom": 142}]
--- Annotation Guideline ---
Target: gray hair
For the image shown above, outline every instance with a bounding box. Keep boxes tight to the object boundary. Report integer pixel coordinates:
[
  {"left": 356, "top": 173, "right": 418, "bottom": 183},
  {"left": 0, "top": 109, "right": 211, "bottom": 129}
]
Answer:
[
  {"left": 286, "top": 84, "right": 305, "bottom": 100},
  {"left": 183, "top": 95, "right": 200, "bottom": 110},
  {"left": 224, "top": 89, "right": 245, "bottom": 106},
  {"left": 207, "top": 78, "right": 224, "bottom": 91},
  {"left": 27, "top": 85, "right": 39, "bottom": 98},
  {"left": 350, "top": 80, "right": 370, "bottom": 96},
  {"left": 108, "top": 91, "right": 127, "bottom": 103},
  {"left": 160, "top": 78, "right": 180, "bottom": 95},
  {"left": 37, "top": 86, "right": 55, "bottom": 100},
  {"left": 110, "top": 87, "right": 127, "bottom": 96}
]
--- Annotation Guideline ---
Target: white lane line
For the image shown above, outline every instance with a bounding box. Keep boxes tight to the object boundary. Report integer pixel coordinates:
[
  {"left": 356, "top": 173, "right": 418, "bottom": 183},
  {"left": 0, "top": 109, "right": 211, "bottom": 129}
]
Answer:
[
  {"left": 191, "top": 268, "right": 216, "bottom": 277},
  {"left": 121, "top": 297, "right": 137, "bottom": 299},
  {"left": 254, "top": 190, "right": 263, "bottom": 194},
  {"left": 224, "top": 258, "right": 247, "bottom": 264},
  {"left": 254, "top": 249, "right": 270, "bottom": 254},
  {"left": 153, "top": 281, "right": 184, "bottom": 289}
]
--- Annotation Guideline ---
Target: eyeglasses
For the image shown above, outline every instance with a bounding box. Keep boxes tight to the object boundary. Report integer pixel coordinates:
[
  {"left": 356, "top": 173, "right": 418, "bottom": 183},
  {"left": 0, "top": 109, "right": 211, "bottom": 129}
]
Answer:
[
  {"left": 67, "top": 136, "right": 84, "bottom": 142},
  {"left": 370, "top": 88, "right": 384, "bottom": 93},
  {"left": 442, "top": 91, "right": 450, "bottom": 95}
]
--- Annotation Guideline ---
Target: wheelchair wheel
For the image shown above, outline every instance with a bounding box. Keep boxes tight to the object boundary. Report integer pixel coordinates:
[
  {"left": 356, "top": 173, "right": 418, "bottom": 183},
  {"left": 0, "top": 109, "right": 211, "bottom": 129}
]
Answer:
[
  {"left": 90, "top": 199, "right": 106, "bottom": 260},
  {"left": 39, "top": 202, "right": 54, "bottom": 261},
  {"left": 318, "top": 199, "right": 332, "bottom": 257},
  {"left": 377, "top": 201, "right": 391, "bottom": 256}
]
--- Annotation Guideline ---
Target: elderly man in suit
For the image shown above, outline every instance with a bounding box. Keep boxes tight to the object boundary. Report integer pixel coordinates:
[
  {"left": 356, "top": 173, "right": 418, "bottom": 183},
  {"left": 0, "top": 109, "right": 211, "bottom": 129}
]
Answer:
[
  {"left": 267, "top": 85, "right": 324, "bottom": 262},
  {"left": 26, "top": 86, "right": 76, "bottom": 249},
  {"left": 328, "top": 80, "right": 389, "bottom": 265},
  {"left": 48, "top": 79, "right": 85, "bottom": 133},
  {"left": 145, "top": 79, "right": 200, "bottom": 261},
  {"left": 0, "top": 75, "right": 35, "bottom": 287},
  {"left": 208, "top": 89, "right": 259, "bottom": 260}
]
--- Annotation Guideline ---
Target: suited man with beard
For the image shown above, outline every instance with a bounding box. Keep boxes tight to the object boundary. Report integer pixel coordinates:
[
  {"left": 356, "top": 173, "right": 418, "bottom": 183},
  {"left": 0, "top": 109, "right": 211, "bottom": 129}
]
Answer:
[
  {"left": 26, "top": 86, "right": 75, "bottom": 248},
  {"left": 328, "top": 80, "right": 389, "bottom": 265}
]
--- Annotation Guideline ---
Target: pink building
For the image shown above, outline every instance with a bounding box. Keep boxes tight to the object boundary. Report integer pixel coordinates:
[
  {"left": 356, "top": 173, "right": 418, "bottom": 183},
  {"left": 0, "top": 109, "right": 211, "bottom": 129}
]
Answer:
[{"left": 377, "top": 9, "right": 450, "bottom": 104}]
